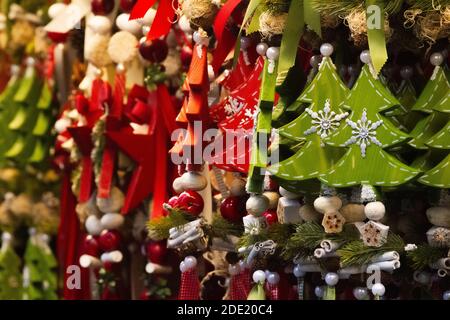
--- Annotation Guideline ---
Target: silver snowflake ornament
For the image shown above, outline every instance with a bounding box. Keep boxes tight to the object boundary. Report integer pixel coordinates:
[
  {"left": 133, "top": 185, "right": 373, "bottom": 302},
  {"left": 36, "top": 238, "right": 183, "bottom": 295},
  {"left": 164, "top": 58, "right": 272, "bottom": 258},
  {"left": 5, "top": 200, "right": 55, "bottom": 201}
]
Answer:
[
  {"left": 344, "top": 108, "right": 383, "bottom": 157},
  {"left": 304, "top": 99, "right": 349, "bottom": 146}
]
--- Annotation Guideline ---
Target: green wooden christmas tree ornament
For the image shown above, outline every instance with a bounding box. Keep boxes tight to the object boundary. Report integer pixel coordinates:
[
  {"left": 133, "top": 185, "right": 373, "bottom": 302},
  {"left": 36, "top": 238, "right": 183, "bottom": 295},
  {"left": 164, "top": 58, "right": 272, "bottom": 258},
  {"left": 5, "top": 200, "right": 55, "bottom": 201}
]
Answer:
[
  {"left": 269, "top": 44, "right": 350, "bottom": 186},
  {"left": 320, "top": 51, "right": 419, "bottom": 187},
  {"left": 418, "top": 79, "right": 450, "bottom": 188},
  {"left": 408, "top": 53, "right": 450, "bottom": 149},
  {"left": 0, "top": 233, "right": 23, "bottom": 300}
]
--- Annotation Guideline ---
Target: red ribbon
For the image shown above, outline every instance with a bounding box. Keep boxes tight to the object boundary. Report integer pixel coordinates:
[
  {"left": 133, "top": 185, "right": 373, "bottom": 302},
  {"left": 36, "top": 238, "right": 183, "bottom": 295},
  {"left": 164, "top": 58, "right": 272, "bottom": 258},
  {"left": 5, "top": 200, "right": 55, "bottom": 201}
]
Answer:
[
  {"left": 129, "top": 0, "right": 158, "bottom": 19},
  {"left": 57, "top": 169, "right": 91, "bottom": 300},
  {"left": 130, "top": 0, "right": 177, "bottom": 41},
  {"left": 212, "top": 0, "right": 242, "bottom": 73}
]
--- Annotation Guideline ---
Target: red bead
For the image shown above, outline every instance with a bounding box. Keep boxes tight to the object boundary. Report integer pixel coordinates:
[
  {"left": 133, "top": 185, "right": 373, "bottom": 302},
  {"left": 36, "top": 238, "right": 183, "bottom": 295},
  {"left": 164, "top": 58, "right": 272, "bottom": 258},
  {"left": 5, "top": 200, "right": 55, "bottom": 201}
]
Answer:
[
  {"left": 83, "top": 235, "right": 100, "bottom": 257},
  {"left": 120, "top": 0, "right": 137, "bottom": 12},
  {"left": 91, "top": 0, "right": 115, "bottom": 15},
  {"left": 176, "top": 190, "right": 204, "bottom": 216},
  {"left": 220, "top": 196, "right": 246, "bottom": 223},
  {"left": 146, "top": 240, "right": 167, "bottom": 264},
  {"left": 47, "top": 31, "right": 69, "bottom": 43},
  {"left": 263, "top": 209, "right": 278, "bottom": 225},
  {"left": 167, "top": 196, "right": 179, "bottom": 208},
  {"left": 139, "top": 39, "right": 169, "bottom": 63},
  {"left": 139, "top": 290, "right": 150, "bottom": 300},
  {"left": 98, "top": 230, "right": 121, "bottom": 251}
]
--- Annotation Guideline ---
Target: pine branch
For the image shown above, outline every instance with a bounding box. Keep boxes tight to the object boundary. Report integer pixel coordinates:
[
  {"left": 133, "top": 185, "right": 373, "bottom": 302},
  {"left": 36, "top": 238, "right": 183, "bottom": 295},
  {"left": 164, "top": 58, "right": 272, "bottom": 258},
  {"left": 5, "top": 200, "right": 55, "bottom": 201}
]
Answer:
[
  {"left": 337, "top": 233, "right": 405, "bottom": 267},
  {"left": 280, "top": 222, "right": 359, "bottom": 261},
  {"left": 311, "top": 0, "right": 405, "bottom": 15},
  {"left": 146, "top": 209, "right": 196, "bottom": 240},
  {"left": 209, "top": 214, "right": 244, "bottom": 240},
  {"left": 406, "top": 244, "right": 448, "bottom": 270}
]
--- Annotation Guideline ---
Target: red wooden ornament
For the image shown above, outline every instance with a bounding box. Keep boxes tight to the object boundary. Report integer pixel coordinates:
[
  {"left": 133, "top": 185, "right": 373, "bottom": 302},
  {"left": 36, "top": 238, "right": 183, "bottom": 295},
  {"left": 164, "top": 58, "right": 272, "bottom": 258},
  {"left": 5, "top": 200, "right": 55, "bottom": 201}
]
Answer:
[{"left": 67, "top": 126, "right": 94, "bottom": 202}]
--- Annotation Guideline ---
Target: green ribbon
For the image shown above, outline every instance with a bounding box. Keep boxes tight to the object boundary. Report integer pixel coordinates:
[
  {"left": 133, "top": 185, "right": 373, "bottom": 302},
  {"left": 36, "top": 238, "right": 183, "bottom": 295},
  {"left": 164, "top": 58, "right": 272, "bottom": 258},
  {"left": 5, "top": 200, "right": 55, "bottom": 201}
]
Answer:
[
  {"left": 247, "top": 282, "right": 266, "bottom": 300},
  {"left": 277, "top": 0, "right": 304, "bottom": 86},
  {"left": 233, "top": 0, "right": 262, "bottom": 66},
  {"left": 323, "top": 286, "right": 336, "bottom": 300},
  {"left": 247, "top": 59, "right": 277, "bottom": 193},
  {"left": 366, "top": 0, "right": 388, "bottom": 75},
  {"left": 304, "top": 0, "right": 321, "bottom": 38}
]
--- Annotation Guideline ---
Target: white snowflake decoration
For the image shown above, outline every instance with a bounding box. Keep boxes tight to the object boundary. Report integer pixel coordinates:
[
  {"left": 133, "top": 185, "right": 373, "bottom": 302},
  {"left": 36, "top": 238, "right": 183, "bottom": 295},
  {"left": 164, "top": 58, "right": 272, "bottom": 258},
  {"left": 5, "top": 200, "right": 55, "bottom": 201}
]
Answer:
[
  {"left": 344, "top": 108, "right": 383, "bottom": 157},
  {"left": 304, "top": 99, "right": 349, "bottom": 146},
  {"left": 224, "top": 97, "right": 244, "bottom": 116}
]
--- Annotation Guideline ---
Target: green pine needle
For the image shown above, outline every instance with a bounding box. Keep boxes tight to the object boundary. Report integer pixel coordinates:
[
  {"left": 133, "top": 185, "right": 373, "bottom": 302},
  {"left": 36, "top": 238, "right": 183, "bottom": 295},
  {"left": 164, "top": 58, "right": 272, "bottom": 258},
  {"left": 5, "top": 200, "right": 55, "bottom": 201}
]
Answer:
[
  {"left": 311, "top": 0, "right": 404, "bottom": 15},
  {"left": 209, "top": 214, "right": 244, "bottom": 240},
  {"left": 146, "top": 209, "right": 196, "bottom": 241},
  {"left": 281, "top": 222, "right": 359, "bottom": 261},
  {"left": 337, "top": 233, "right": 405, "bottom": 267},
  {"left": 406, "top": 244, "right": 448, "bottom": 270}
]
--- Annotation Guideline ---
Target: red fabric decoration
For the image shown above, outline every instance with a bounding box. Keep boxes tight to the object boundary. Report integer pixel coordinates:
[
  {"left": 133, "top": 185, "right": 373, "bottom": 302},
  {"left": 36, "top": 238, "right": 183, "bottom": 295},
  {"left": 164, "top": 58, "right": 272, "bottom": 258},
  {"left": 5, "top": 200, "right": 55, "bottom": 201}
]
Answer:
[
  {"left": 266, "top": 282, "right": 280, "bottom": 300},
  {"left": 178, "top": 268, "right": 200, "bottom": 300},
  {"left": 57, "top": 169, "right": 91, "bottom": 299}
]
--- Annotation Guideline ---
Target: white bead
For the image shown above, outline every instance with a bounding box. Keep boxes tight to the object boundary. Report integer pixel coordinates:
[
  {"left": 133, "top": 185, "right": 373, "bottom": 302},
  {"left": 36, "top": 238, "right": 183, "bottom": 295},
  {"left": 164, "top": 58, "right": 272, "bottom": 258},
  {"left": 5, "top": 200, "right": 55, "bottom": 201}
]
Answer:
[
  {"left": 364, "top": 201, "right": 385, "bottom": 221},
  {"left": 325, "top": 272, "right": 339, "bottom": 286},
  {"left": 228, "top": 264, "right": 240, "bottom": 276},
  {"left": 172, "top": 177, "right": 185, "bottom": 193},
  {"left": 1, "top": 232, "right": 11, "bottom": 244},
  {"left": 246, "top": 194, "right": 269, "bottom": 216},
  {"left": 116, "top": 63, "right": 126, "bottom": 74},
  {"left": 266, "top": 47, "right": 280, "bottom": 60},
  {"left": 142, "top": 25, "right": 150, "bottom": 35},
  {"left": 179, "top": 261, "right": 187, "bottom": 272},
  {"left": 240, "top": 37, "right": 251, "bottom": 50},
  {"left": 48, "top": 3, "right": 67, "bottom": 19},
  {"left": 141, "top": 8, "right": 156, "bottom": 26},
  {"left": 256, "top": 43, "right": 268, "bottom": 56},
  {"left": 314, "top": 286, "right": 325, "bottom": 298},
  {"left": 320, "top": 43, "right": 334, "bottom": 57},
  {"left": 25, "top": 57, "right": 35, "bottom": 67},
  {"left": 193, "top": 31, "right": 202, "bottom": 44},
  {"left": 371, "top": 283, "right": 385, "bottom": 296},
  {"left": 116, "top": 13, "right": 142, "bottom": 35},
  {"left": 252, "top": 270, "right": 266, "bottom": 283},
  {"left": 353, "top": 287, "right": 369, "bottom": 300},
  {"left": 85, "top": 215, "right": 103, "bottom": 236},
  {"left": 267, "top": 272, "right": 280, "bottom": 285},
  {"left": 293, "top": 265, "right": 305, "bottom": 277},
  {"left": 54, "top": 118, "right": 71, "bottom": 133},
  {"left": 184, "top": 256, "right": 197, "bottom": 269},
  {"left": 230, "top": 179, "right": 246, "bottom": 196},
  {"left": 178, "top": 15, "right": 192, "bottom": 33},
  {"left": 100, "top": 213, "right": 125, "bottom": 230},
  {"left": 181, "top": 171, "right": 207, "bottom": 191},
  {"left": 88, "top": 15, "right": 112, "bottom": 35},
  {"left": 360, "top": 50, "right": 371, "bottom": 64},
  {"left": 239, "top": 260, "right": 247, "bottom": 270},
  {"left": 10, "top": 64, "right": 20, "bottom": 77},
  {"left": 430, "top": 52, "right": 444, "bottom": 66},
  {"left": 313, "top": 196, "right": 342, "bottom": 214},
  {"left": 443, "top": 290, "right": 450, "bottom": 300},
  {"left": 279, "top": 187, "right": 300, "bottom": 199}
]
